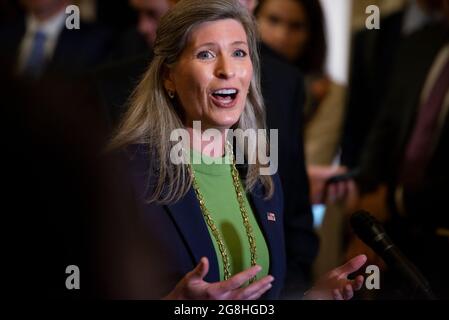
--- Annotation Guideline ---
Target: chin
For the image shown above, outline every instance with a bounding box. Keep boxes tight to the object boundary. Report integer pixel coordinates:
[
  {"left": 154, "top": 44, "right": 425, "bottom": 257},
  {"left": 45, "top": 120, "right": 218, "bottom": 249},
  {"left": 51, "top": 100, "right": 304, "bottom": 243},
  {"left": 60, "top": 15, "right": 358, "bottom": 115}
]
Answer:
[
  {"left": 207, "top": 120, "right": 239, "bottom": 130},
  {"left": 204, "top": 109, "right": 242, "bottom": 129},
  {"left": 213, "top": 114, "right": 243, "bottom": 129}
]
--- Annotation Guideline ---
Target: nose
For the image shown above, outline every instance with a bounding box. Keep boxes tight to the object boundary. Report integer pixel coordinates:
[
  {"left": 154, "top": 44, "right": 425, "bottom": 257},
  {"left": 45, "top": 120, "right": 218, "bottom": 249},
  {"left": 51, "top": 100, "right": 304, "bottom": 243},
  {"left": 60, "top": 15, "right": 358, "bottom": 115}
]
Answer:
[{"left": 215, "top": 55, "right": 236, "bottom": 79}]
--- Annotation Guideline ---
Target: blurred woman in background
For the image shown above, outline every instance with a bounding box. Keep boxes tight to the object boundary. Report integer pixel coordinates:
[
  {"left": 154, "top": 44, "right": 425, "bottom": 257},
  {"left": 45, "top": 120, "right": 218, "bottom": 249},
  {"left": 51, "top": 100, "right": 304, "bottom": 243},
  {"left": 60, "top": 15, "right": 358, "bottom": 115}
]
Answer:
[{"left": 255, "top": 0, "right": 347, "bottom": 203}]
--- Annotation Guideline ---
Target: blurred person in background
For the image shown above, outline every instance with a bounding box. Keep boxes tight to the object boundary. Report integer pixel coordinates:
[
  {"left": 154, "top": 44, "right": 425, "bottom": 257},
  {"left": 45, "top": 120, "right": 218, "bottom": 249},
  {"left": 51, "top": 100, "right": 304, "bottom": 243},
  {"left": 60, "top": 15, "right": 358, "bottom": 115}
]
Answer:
[
  {"left": 132, "top": 0, "right": 170, "bottom": 48},
  {"left": 108, "top": 0, "right": 171, "bottom": 60},
  {"left": 341, "top": 0, "right": 444, "bottom": 170},
  {"left": 95, "top": 0, "right": 173, "bottom": 124},
  {"left": 326, "top": 0, "right": 449, "bottom": 299},
  {"left": 94, "top": 0, "right": 171, "bottom": 131},
  {"left": 0, "top": 0, "right": 111, "bottom": 79},
  {"left": 254, "top": 0, "right": 347, "bottom": 206}
]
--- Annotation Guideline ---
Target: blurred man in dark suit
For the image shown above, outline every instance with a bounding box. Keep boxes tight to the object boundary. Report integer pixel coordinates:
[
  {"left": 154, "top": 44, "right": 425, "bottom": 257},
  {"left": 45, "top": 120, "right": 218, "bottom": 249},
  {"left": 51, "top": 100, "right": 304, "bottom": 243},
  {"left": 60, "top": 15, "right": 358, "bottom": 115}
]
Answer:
[
  {"left": 0, "top": 0, "right": 111, "bottom": 79},
  {"left": 341, "top": 0, "right": 443, "bottom": 169}
]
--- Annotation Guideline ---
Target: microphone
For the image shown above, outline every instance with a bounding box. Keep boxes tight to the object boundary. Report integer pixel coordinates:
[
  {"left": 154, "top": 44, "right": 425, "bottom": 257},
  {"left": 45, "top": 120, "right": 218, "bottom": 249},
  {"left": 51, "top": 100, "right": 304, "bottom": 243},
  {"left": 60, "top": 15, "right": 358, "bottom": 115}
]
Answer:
[{"left": 350, "top": 210, "right": 436, "bottom": 299}]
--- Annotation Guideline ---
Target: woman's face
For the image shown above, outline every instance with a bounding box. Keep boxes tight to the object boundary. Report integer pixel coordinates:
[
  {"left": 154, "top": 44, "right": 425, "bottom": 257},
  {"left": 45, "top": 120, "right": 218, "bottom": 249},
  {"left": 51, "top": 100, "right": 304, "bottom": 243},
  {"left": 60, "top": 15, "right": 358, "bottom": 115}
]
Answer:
[
  {"left": 165, "top": 19, "right": 253, "bottom": 131},
  {"left": 257, "top": 0, "right": 309, "bottom": 62}
]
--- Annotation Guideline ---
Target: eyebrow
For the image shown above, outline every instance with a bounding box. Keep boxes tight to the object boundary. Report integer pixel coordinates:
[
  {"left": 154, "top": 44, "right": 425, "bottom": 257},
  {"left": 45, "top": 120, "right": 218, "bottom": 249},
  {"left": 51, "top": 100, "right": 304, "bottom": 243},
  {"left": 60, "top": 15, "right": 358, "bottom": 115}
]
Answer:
[{"left": 196, "top": 41, "right": 249, "bottom": 48}]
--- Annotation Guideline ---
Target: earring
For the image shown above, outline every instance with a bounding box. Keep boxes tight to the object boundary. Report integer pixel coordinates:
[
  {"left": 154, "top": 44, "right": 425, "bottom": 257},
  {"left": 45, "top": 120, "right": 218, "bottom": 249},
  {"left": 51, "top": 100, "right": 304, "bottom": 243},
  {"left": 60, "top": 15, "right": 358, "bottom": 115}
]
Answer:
[{"left": 167, "top": 90, "right": 175, "bottom": 99}]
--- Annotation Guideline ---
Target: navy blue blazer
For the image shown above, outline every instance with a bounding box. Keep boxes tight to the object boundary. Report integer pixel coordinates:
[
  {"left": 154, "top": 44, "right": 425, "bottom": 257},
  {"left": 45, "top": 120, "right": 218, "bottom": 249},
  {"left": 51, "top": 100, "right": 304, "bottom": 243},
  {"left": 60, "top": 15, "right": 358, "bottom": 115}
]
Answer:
[{"left": 126, "top": 144, "right": 286, "bottom": 299}]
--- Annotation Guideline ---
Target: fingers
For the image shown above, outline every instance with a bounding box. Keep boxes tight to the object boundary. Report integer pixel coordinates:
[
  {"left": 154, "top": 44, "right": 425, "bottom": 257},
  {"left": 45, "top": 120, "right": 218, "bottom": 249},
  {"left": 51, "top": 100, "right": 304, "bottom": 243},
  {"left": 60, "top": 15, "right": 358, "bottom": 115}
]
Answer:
[
  {"left": 215, "top": 265, "right": 262, "bottom": 293},
  {"left": 187, "top": 257, "right": 209, "bottom": 282},
  {"left": 334, "top": 275, "right": 364, "bottom": 301},
  {"left": 352, "top": 275, "right": 364, "bottom": 291},
  {"left": 334, "top": 254, "right": 367, "bottom": 278},
  {"left": 246, "top": 282, "right": 273, "bottom": 300},
  {"left": 343, "top": 284, "right": 354, "bottom": 300},
  {"left": 233, "top": 275, "right": 275, "bottom": 300},
  {"left": 308, "top": 165, "right": 347, "bottom": 204},
  {"left": 332, "top": 284, "right": 354, "bottom": 301},
  {"left": 332, "top": 289, "right": 344, "bottom": 300},
  {"left": 326, "top": 181, "right": 347, "bottom": 203},
  {"left": 342, "top": 277, "right": 364, "bottom": 300}
]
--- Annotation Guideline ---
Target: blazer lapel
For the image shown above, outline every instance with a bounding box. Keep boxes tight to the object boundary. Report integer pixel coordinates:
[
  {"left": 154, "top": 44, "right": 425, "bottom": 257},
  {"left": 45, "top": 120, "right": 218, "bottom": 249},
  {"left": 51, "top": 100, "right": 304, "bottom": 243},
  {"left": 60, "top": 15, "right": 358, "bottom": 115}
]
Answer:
[
  {"left": 166, "top": 187, "right": 220, "bottom": 283},
  {"left": 248, "top": 184, "right": 285, "bottom": 281}
]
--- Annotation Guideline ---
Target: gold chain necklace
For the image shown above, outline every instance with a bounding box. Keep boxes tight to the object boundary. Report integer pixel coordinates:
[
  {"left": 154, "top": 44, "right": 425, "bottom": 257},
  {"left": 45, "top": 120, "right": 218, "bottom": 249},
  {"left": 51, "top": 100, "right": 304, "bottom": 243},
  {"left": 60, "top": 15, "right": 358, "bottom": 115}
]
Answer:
[{"left": 189, "top": 143, "right": 258, "bottom": 284}]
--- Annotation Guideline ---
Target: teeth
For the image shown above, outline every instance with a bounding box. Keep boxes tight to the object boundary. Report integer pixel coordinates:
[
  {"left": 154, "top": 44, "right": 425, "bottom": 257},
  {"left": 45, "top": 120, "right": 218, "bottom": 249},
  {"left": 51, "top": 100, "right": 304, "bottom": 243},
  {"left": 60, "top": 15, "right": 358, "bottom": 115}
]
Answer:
[{"left": 214, "top": 89, "right": 237, "bottom": 95}]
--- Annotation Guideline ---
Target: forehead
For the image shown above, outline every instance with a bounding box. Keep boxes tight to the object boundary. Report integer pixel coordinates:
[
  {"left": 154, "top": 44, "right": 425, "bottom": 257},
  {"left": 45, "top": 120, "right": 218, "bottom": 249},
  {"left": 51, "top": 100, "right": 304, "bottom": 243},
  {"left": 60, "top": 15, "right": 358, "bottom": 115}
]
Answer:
[
  {"left": 187, "top": 19, "right": 248, "bottom": 47},
  {"left": 259, "top": 0, "right": 306, "bottom": 21}
]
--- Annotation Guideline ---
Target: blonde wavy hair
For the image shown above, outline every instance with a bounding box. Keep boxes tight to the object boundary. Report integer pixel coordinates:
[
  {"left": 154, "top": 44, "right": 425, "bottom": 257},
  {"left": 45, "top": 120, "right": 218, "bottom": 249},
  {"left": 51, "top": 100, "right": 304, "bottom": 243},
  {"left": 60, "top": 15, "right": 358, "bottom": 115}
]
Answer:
[{"left": 110, "top": 0, "right": 274, "bottom": 204}]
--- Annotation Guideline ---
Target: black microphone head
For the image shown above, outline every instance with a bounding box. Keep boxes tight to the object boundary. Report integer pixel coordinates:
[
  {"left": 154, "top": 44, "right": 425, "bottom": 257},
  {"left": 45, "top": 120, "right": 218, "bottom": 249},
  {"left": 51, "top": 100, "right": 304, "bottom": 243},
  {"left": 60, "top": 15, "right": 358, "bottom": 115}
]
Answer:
[
  {"left": 350, "top": 210, "right": 388, "bottom": 248},
  {"left": 350, "top": 210, "right": 377, "bottom": 229}
]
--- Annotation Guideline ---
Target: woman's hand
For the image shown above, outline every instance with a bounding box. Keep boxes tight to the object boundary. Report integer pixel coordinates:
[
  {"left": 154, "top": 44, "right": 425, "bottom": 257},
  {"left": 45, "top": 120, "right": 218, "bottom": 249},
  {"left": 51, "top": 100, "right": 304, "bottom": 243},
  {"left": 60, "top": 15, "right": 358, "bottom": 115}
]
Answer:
[
  {"left": 164, "top": 257, "right": 275, "bottom": 300},
  {"left": 304, "top": 255, "right": 367, "bottom": 300}
]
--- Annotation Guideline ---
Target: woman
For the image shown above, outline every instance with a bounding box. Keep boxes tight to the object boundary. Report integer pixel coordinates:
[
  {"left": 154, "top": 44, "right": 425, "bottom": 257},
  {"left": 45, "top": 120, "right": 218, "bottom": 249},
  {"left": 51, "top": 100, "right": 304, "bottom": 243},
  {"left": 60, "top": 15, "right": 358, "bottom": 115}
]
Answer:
[{"left": 111, "top": 0, "right": 365, "bottom": 300}]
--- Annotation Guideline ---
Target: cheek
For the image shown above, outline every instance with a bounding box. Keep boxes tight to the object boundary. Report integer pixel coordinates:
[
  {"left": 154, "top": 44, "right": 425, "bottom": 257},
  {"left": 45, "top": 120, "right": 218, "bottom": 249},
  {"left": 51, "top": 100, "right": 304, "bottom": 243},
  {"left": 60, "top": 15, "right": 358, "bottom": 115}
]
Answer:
[
  {"left": 177, "top": 64, "right": 211, "bottom": 95},
  {"left": 240, "top": 63, "right": 253, "bottom": 91},
  {"left": 173, "top": 63, "right": 212, "bottom": 115}
]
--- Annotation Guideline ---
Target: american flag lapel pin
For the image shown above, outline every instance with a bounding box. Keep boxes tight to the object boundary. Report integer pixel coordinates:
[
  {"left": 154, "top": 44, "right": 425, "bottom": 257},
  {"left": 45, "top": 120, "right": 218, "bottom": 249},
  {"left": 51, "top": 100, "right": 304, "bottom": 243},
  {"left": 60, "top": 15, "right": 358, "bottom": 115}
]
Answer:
[{"left": 267, "top": 212, "right": 276, "bottom": 222}]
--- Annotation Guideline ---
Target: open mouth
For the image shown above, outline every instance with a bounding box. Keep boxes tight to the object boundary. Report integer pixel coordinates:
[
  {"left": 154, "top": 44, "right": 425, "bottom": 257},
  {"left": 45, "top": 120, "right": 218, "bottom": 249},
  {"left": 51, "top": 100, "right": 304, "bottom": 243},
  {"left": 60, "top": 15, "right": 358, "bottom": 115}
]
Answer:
[{"left": 210, "top": 88, "right": 239, "bottom": 108}]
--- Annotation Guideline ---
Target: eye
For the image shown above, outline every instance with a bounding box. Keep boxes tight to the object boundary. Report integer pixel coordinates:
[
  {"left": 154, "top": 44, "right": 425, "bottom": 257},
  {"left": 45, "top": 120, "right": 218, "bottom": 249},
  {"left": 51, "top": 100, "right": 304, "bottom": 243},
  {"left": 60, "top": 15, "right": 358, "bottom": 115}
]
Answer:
[
  {"left": 233, "top": 49, "right": 247, "bottom": 58},
  {"left": 267, "top": 14, "right": 281, "bottom": 25},
  {"left": 196, "top": 50, "right": 215, "bottom": 60}
]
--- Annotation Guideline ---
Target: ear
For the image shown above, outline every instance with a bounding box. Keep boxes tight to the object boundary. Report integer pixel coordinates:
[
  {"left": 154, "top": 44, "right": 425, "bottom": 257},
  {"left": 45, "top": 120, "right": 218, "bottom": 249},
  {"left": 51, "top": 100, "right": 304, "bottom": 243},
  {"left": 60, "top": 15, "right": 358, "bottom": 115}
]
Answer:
[{"left": 163, "top": 65, "right": 176, "bottom": 93}]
